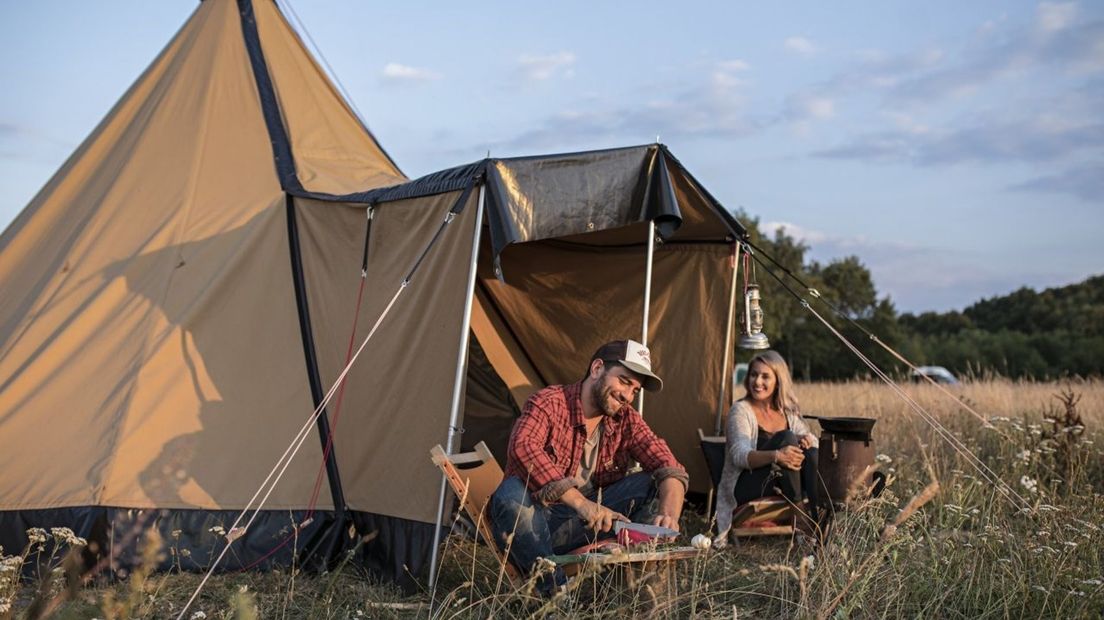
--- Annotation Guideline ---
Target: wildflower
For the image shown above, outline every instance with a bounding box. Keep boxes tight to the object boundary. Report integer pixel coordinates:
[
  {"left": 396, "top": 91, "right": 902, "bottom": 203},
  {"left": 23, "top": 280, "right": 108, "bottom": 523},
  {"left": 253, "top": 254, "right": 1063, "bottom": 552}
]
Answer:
[
  {"left": 171, "top": 529, "right": 182, "bottom": 540},
  {"left": 0, "top": 599, "right": 11, "bottom": 614},
  {"left": 1020, "top": 476, "right": 1038, "bottom": 494},
  {"left": 1080, "top": 578, "right": 1102, "bottom": 586},
  {"left": 1, "top": 556, "right": 22, "bottom": 572},
  {"left": 238, "top": 585, "right": 248, "bottom": 593},
  {"left": 801, "top": 554, "right": 815, "bottom": 570},
  {"left": 1017, "top": 449, "right": 1031, "bottom": 462},
  {"left": 180, "top": 549, "right": 191, "bottom": 558},
  {"left": 209, "top": 526, "right": 226, "bottom": 537},
  {"left": 875, "top": 454, "right": 892, "bottom": 464},
  {"left": 27, "top": 528, "right": 47, "bottom": 544},
  {"left": 190, "top": 612, "right": 207, "bottom": 619},
  {"left": 1068, "top": 590, "right": 1085, "bottom": 596}
]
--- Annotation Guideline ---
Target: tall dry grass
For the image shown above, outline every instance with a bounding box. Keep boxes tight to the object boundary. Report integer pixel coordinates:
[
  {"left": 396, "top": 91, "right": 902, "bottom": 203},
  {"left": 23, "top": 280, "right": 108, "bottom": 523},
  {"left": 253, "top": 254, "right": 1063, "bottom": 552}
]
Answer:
[{"left": 3, "top": 379, "right": 1102, "bottom": 618}]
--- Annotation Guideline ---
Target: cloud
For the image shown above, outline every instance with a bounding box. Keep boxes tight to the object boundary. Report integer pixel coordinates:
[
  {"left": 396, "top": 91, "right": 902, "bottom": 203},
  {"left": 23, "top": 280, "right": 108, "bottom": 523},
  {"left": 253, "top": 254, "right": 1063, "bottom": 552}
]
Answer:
[
  {"left": 493, "top": 60, "right": 758, "bottom": 151},
  {"left": 380, "top": 62, "right": 441, "bottom": 83},
  {"left": 763, "top": 221, "right": 828, "bottom": 244},
  {"left": 784, "top": 36, "right": 817, "bottom": 55},
  {"left": 760, "top": 220, "right": 1093, "bottom": 312},
  {"left": 885, "top": 6, "right": 1103, "bottom": 105},
  {"left": 1037, "top": 2, "right": 1077, "bottom": 34},
  {"left": 784, "top": 94, "right": 835, "bottom": 124},
  {"left": 813, "top": 116, "right": 1104, "bottom": 166},
  {"left": 1009, "top": 161, "right": 1104, "bottom": 201},
  {"left": 517, "top": 52, "right": 576, "bottom": 81}
]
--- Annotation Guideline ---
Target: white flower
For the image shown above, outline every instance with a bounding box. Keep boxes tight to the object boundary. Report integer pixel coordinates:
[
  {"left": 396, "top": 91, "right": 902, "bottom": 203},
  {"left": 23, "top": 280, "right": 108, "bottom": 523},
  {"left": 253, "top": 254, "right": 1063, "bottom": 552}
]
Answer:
[
  {"left": 238, "top": 585, "right": 248, "bottom": 593},
  {"left": 0, "top": 600, "right": 11, "bottom": 614},
  {"left": 190, "top": 612, "right": 207, "bottom": 619},
  {"left": 1020, "top": 476, "right": 1038, "bottom": 494},
  {"left": 1017, "top": 450, "right": 1031, "bottom": 462},
  {"left": 875, "top": 454, "right": 893, "bottom": 464},
  {"left": 26, "top": 528, "right": 47, "bottom": 544},
  {"left": 208, "top": 526, "right": 226, "bottom": 536}
]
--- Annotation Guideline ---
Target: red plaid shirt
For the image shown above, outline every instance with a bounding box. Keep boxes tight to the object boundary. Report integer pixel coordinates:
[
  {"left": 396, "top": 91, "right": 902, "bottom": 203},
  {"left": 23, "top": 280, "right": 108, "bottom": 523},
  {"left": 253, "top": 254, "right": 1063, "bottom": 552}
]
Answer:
[{"left": 504, "top": 381, "right": 688, "bottom": 504}]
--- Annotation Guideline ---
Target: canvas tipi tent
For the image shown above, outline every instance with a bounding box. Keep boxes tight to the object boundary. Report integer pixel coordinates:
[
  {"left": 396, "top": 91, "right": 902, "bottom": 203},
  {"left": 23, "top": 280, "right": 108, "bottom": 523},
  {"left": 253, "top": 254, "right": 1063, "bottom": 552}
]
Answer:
[{"left": 0, "top": 0, "right": 748, "bottom": 586}]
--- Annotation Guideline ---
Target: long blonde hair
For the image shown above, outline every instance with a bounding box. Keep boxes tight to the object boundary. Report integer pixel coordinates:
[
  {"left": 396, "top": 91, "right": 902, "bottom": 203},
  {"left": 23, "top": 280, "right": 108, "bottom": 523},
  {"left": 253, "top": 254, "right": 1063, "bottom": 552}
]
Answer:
[{"left": 743, "top": 350, "right": 799, "bottom": 414}]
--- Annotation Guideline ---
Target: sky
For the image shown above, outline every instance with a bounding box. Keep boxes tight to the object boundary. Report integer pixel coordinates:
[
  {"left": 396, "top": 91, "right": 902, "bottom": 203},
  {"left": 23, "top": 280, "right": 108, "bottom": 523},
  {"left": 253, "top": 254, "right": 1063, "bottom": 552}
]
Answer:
[{"left": 1, "top": 1, "right": 1101, "bottom": 313}]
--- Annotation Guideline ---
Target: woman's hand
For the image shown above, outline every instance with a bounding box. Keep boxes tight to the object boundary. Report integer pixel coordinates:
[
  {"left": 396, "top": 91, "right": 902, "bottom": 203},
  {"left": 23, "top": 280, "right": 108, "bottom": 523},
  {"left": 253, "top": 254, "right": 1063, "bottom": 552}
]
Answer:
[
  {"left": 774, "top": 445, "right": 804, "bottom": 470},
  {"left": 798, "top": 434, "right": 815, "bottom": 450}
]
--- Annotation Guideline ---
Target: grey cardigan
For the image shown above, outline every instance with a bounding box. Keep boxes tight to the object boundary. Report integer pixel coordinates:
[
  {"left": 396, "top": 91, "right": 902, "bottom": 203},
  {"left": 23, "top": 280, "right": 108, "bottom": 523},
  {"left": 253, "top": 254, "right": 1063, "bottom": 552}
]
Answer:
[{"left": 713, "top": 399, "right": 818, "bottom": 542}]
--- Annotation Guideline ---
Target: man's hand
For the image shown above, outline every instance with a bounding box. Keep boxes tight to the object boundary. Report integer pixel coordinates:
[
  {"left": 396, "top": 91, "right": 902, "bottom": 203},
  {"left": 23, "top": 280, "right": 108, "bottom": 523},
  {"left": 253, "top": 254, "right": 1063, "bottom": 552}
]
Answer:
[
  {"left": 575, "top": 500, "right": 629, "bottom": 533},
  {"left": 650, "top": 513, "right": 680, "bottom": 533},
  {"left": 775, "top": 445, "right": 805, "bottom": 470},
  {"left": 651, "top": 477, "right": 684, "bottom": 536}
]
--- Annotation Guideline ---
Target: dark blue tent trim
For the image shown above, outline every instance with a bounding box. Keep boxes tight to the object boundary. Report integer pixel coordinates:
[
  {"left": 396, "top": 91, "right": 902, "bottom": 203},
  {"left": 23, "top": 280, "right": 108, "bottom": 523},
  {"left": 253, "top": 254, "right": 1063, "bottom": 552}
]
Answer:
[
  {"left": 237, "top": 0, "right": 301, "bottom": 192},
  {"left": 285, "top": 194, "right": 347, "bottom": 536},
  {"left": 0, "top": 507, "right": 437, "bottom": 591}
]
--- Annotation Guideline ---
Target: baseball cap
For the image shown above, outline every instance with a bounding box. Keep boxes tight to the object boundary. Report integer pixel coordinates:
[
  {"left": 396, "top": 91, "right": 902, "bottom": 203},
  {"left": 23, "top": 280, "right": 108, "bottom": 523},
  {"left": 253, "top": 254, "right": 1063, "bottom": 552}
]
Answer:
[{"left": 590, "top": 339, "right": 663, "bottom": 392}]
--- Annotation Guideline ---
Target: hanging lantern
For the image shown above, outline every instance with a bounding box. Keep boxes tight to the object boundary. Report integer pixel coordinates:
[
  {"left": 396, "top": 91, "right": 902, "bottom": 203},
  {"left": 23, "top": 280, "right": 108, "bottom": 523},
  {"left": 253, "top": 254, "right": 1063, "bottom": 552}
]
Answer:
[{"left": 738, "top": 284, "right": 770, "bottom": 349}]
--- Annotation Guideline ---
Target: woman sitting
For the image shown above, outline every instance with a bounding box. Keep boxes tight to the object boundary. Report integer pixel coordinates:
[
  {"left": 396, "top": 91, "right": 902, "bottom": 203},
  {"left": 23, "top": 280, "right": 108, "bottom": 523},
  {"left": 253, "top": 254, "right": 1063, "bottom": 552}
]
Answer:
[{"left": 714, "top": 350, "right": 819, "bottom": 545}]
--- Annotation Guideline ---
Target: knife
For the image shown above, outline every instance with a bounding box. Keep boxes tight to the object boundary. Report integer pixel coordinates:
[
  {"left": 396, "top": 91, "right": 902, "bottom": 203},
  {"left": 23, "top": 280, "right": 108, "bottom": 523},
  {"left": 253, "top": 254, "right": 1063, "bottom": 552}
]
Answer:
[{"left": 613, "top": 521, "right": 679, "bottom": 539}]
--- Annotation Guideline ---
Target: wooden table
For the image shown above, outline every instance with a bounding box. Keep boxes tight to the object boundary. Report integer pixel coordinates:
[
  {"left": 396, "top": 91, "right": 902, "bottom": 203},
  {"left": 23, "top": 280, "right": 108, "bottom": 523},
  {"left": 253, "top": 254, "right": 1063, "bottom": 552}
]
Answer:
[{"left": 544, "top": 546, "right": 705, "bottom": 613}]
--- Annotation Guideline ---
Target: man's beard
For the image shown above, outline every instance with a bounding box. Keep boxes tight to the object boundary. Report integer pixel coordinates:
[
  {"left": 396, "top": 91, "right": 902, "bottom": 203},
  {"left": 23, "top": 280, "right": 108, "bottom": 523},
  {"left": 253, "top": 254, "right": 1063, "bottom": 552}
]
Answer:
[{"left": 591, "top": 380, "right": 623, "bottom": 416}]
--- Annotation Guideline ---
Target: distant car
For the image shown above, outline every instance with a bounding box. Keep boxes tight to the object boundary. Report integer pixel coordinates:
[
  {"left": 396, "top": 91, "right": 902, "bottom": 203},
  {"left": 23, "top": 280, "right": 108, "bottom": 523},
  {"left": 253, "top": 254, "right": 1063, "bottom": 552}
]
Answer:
[
  {"left": 732, "top": 362, "right": 749, "bottom": 395},
  {"left": 910, "top": 365, "right": 959, "bottom": 384}
]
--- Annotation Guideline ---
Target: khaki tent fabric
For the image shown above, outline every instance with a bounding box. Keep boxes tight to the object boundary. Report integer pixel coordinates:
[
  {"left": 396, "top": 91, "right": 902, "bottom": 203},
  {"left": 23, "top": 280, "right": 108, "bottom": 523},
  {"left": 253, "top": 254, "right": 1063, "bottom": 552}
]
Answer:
[
  {"left": 0, "top": 0, "right": 403, "bottom": 512},
  {"left": 254, "top": 1, "right": 402, "bottom": 192},
  {"left": 295, "top": 191, "right": 480, "bottom": 523}
]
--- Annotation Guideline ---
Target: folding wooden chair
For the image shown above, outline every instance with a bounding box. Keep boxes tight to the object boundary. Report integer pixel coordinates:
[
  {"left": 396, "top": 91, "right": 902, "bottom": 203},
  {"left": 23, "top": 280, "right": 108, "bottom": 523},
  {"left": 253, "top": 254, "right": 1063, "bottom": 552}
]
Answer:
[
  {"left": 729, "top": 497, "right": 795, "bottom": 537},
  {"left": 430, "top": 441, "right": 520, "bottom": 580},
  {"left": 698, "top": 428, "right": 726, "bottom": 516}
]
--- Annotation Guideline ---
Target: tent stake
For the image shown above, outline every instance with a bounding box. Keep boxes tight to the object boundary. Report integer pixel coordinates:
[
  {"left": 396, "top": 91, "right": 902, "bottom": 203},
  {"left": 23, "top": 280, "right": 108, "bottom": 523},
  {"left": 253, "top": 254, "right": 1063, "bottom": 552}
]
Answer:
[
  {"left": 714, "top": 243, "right": 741, "bottom": 435},
  {"left": 428, "top": 183, "right": 486, "bottom": 597}
]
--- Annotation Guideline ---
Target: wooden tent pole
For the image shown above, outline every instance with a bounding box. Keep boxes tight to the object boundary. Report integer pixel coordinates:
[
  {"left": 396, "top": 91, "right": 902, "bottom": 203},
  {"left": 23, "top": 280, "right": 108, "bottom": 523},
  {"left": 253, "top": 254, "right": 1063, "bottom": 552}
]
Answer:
[
  {"left": 428, "top": 183, "right": 486, "bottom": 594},
  {"left": 714, "top": 243, "right": 741, "bottom": 435}
]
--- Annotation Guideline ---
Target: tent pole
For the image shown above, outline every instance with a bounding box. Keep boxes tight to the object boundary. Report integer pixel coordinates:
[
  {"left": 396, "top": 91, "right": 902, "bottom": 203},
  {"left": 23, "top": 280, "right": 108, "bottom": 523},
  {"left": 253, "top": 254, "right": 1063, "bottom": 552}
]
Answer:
[
  {"left": 714, "top": 243, "right": 741, "bottom": 435},
  {"left": 638, "top": 220, "right": 656, "bottom": 415},
  {"left": 428, "top": 183, "right": 486, "bottom": 595}
]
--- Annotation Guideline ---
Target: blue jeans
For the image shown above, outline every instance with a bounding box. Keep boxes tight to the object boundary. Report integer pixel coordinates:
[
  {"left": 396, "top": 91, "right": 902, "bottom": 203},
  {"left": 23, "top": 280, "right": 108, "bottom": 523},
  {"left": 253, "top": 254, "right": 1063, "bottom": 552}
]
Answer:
[{"left": 489, "top": 473, "right": 658, "bottom": 593}]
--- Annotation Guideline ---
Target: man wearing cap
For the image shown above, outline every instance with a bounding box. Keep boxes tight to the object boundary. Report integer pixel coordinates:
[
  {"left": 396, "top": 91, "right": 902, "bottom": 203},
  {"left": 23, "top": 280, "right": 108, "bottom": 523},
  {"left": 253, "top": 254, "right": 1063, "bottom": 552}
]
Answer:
[{"left": 489, "top": 339, "right": 689, "bottom": 593}]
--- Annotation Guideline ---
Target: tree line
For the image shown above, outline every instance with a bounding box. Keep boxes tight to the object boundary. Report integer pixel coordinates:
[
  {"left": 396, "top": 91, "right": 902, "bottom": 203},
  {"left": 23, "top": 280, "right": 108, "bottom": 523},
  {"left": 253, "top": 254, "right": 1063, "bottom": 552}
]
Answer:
[{"left": 733, "top": 211, "right": 1103, "bottom": 381}]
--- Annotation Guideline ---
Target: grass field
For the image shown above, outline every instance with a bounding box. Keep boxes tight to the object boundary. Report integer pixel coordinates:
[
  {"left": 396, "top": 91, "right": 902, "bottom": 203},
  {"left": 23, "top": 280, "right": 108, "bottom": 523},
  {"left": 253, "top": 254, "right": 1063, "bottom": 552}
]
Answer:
[{"left": 3, "top": 379, "right": 1102, "bottom": 618}]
